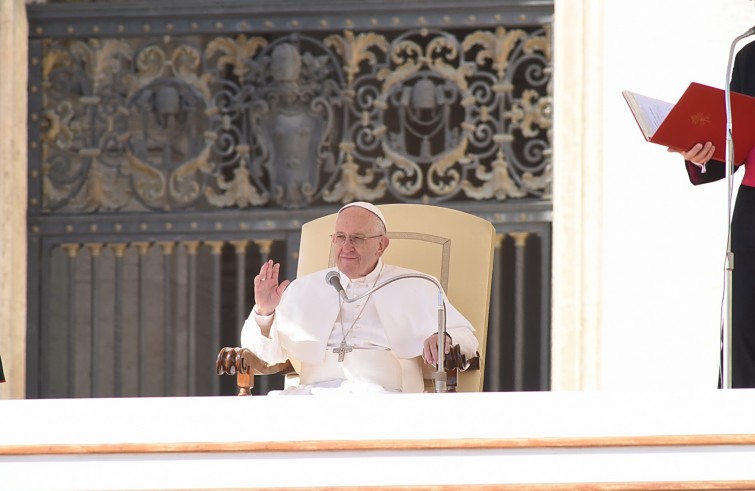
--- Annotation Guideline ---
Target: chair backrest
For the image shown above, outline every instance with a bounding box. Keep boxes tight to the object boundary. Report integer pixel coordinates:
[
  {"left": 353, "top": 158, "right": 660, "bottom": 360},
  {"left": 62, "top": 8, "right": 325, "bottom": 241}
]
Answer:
[{"left": 297, "top": 204, "right": 496, "bottom": 392}]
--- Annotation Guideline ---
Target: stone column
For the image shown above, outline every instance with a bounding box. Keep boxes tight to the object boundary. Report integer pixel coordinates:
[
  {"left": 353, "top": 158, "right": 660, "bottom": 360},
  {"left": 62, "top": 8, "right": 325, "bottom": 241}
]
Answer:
[
  {"left": 551, "top": 0, "right": 604, "bottom": 390},
  {"left": 0, "top": 0, "right": 28, "bottom": 399}
]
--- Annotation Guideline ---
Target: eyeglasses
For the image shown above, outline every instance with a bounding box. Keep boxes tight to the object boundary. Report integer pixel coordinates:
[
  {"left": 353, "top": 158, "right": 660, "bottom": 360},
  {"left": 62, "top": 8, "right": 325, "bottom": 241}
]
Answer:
[{"left": 330, "top": 233, "right": 383, "bottom": 246}]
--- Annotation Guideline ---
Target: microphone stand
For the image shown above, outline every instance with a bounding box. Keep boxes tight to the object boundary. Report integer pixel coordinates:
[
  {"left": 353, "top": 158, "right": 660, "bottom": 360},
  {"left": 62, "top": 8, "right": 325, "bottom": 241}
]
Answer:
[
  {"left": 721, "top": 27, "right": 754, "bottom": 388},
  {"left": 338, "top": 273, "right": 448, "bottom": 393}
]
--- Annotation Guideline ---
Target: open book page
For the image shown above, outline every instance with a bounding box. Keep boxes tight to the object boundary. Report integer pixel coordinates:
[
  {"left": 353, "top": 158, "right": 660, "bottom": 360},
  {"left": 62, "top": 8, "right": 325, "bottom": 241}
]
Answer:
[{"left": 622, "top": 90, "right": 674, "bottom": 139}]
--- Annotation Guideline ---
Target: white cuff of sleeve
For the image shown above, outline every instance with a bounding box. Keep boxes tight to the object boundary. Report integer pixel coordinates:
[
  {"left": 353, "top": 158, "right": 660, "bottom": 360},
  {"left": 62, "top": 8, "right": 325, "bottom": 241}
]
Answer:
[
  {"left": 691, "top": 161, "right": 707, "bottom": 173},
  {"left": 253, "top": 308, "right": 274, "bottom": 322}
]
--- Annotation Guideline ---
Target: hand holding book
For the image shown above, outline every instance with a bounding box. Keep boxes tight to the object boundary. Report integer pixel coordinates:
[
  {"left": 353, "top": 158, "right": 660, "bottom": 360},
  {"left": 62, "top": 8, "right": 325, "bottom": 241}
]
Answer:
[
  {"left": 623, "top": 82, "right": 755, "bottom": 164},
  {"left": 669, "top": 141, "right": 716, "bottom": 172}
]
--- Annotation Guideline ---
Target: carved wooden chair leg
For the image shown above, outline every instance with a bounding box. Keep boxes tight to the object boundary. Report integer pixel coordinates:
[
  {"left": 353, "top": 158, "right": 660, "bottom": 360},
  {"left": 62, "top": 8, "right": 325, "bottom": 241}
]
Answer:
[
  {"left": 444, "top": 344, "right": 480, "bottom": 393},
  {"left": 216, "top": 347, "right": 254, "bottom": 396},
  {"left": 216, "top": 347, "right": 295, "bottom": 396}
]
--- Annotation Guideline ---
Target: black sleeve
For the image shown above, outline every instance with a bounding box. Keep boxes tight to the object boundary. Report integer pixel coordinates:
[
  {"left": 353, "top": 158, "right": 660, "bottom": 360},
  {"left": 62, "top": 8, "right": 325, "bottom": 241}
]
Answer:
[{"left": 682, "top": 40, "right": 755, "bottom": 186}]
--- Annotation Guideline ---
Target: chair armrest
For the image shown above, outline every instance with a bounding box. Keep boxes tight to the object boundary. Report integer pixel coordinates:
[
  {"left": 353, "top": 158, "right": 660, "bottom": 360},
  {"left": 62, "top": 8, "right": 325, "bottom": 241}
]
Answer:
[
  {"left": 216, "top": 347, "right": 292, "bottom": 396},
  {"left": 443, "top": 344, "right": 481, "bottom": 393}
]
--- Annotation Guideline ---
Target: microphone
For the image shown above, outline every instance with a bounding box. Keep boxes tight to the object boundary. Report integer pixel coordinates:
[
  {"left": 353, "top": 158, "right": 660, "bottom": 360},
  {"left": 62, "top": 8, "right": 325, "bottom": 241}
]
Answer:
[
  {"left": 325, "top": 270, "right": 347, "bottom": 298},
  {"left": 335, "top": 271, "right": 449, "bottom": 393},
  {"left": 324, "top": 269, "right": 449, "bottom": 392}
]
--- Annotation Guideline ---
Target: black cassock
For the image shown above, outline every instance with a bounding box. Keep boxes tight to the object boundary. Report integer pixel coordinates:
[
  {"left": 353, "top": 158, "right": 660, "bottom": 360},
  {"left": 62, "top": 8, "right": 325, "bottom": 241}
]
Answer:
[{"left": 683, "top": 39, "right": 755, "bottom": 388}]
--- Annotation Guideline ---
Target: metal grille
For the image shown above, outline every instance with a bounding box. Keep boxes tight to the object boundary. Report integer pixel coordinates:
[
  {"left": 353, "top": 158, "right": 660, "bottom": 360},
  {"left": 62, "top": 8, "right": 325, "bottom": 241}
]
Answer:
[{"left": 26, "top": 0, "right": 553, "bottom": 397}]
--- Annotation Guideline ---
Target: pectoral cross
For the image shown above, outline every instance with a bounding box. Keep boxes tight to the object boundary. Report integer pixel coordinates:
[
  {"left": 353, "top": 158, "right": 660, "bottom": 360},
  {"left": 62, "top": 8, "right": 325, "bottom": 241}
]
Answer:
[{"left": 333, "top": 339, "right": 353, "bottom": 365}]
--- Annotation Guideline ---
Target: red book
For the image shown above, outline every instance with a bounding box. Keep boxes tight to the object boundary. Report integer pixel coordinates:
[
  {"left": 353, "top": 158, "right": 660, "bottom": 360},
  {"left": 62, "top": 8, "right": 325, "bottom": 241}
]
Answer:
[{"left": 623, "top": 82, "right": 755, "bottom": 163}]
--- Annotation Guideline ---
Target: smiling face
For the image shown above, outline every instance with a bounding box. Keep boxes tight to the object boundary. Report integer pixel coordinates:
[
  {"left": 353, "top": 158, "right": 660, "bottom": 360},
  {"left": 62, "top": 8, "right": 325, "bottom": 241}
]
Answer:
[{"left": 333, "top": 206, "right": 389, "bottom": 279}]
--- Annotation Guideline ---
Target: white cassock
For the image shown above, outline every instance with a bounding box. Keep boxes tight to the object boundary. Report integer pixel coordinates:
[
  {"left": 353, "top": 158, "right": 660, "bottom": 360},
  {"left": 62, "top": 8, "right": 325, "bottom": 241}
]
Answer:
[{"left": 240, "top": 259, "right": 478, "bottom": 393}]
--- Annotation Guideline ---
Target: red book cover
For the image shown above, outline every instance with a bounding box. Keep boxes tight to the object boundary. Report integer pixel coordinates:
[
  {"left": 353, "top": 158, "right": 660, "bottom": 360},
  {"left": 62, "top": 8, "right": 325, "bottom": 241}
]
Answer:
[{"left": 623, "top": 82, "right": 755, "bottom": 163}]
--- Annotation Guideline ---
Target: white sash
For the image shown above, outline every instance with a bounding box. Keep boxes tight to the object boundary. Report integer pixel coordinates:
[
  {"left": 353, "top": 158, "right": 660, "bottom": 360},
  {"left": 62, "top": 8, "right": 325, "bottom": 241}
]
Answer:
[{"left": 299, "top": 349, "right": 403, "bottom": 391}]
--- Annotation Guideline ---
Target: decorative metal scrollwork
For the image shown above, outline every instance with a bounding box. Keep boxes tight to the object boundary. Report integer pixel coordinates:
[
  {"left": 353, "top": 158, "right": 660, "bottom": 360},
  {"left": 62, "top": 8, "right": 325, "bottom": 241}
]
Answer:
[{"left": 40, "top": 25, "right": 551, "bottom": 212}]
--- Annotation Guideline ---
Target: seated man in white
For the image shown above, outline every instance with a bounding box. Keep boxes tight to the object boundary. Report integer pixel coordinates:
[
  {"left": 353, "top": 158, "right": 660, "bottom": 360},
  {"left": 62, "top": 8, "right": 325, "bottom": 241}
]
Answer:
[{"left": 241, "top": 202, "right": 478, "bottom": 394}]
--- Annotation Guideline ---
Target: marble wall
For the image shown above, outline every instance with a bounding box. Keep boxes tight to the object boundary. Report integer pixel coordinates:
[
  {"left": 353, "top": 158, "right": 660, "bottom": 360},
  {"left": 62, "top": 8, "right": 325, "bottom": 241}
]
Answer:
[{"left": 0, "top": 0, "right": 28, "bottom": 400}]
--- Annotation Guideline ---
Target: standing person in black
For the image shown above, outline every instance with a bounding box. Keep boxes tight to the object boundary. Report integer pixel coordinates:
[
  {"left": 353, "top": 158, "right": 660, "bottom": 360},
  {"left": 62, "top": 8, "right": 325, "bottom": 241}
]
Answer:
[
  {"left": 0, "top": 354, "right": 5, "bottom": 383},
  {"left": 676, "top": 39, "right": 755, "bottom": 388}
]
